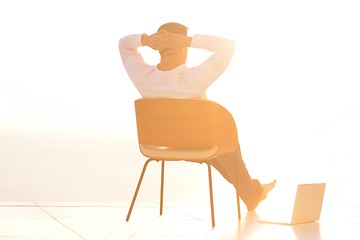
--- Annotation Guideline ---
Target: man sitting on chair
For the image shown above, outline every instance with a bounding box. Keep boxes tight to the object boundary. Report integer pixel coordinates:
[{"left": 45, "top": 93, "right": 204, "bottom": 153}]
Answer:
[{"left": 119, "top": 22, "right": 276, "bottom": 211}]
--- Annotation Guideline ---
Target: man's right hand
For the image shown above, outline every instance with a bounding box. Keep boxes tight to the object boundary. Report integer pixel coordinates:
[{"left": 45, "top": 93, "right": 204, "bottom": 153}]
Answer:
[
  {"left": 142, "top": 31, "right": 191, "bottom": 51},
  {"left": 141, "top": 32, "right": 169, "bottom": 51}
]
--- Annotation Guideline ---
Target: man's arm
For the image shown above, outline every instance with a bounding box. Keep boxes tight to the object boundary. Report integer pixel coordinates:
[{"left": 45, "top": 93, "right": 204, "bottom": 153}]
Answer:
[
  {"left": 183, "top": 34, "right": 236, "bottom": 91},
  {"left": 191, "top": 34, "right": 236, "bottom": 72},
  {"left": 118, "top": 34, "right": 153, "bottom": 84}
]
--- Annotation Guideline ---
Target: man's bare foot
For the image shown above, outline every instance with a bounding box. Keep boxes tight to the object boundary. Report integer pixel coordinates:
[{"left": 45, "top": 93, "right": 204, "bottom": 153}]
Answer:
[
  {"left": 260, "top": 180, "right": 277, "bottom": 200},
  {"left": 246, "top": 180, "right": 277, "bottom": 211}
]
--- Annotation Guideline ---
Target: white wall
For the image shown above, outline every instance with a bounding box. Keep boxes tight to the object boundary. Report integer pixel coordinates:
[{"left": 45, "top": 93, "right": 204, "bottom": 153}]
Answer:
[{"left": 0, "top": 0, "right": 359, "bottom": 205}]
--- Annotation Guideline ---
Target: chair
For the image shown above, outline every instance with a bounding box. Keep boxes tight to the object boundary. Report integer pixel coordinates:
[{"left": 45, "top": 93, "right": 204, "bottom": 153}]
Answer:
[{"left": 126, "top": 98, "right": 241, "bottom": 228}]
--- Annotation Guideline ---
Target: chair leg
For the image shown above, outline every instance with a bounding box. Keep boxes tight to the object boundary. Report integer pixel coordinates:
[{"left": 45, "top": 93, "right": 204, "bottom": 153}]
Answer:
[
  {"left": 236, "top": 190, "right": 241, "bottom": 220},
  {"left": 233, "top": 159, "right": 241, "bottom": 220},
  {"left": 160, "top": 160, "right": 165, "bottom": 215},
  {"left": 126, "top": 159, "right": 153, "bottom": 221},
  {"left": 207, "top": 163, "right": 215, "bottom": 228}
]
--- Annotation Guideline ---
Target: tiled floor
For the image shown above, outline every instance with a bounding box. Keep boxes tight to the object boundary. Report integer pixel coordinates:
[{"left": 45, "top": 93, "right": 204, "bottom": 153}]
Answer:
[{"left": 0, "top": 201, "right": 359, "bottom": 240}]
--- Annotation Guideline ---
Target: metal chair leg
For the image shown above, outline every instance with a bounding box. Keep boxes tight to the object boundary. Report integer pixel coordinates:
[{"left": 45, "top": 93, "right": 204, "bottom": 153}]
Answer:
[
  {"left": 207, "top": 163, "right": 215, "bottom": 228},
  {"left": 236, "top": 190, "right": 241, "bottom": 220},
  {"left": 233, "top": 158, "right": 241, "bottom": 220},
  {"left": 160, "top": 160, "right": 165, "bottom": 215},
  {"left": 126, "top": 159, "right": 153, "bottom": 221}
]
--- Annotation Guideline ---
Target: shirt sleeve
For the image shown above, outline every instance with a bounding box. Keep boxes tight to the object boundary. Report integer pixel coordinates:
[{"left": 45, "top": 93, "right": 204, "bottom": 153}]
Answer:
[
  {"left": 186, "top": 34, "right": 236, "bottom": 89},
  {"left": 191, "top": 34, "right": 236, "bottom": 53},
  {"left": 118, "top": 34, "right": 153, "bottom": 85}
]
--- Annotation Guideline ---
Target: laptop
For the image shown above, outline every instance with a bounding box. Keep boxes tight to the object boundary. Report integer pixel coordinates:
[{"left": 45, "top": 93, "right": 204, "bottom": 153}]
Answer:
[{"left": 257, "top": 183, "right": 326, "bottom": 225}]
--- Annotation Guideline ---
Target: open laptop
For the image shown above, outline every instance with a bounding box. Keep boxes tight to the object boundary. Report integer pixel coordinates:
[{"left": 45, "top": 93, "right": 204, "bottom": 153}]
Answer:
[{"left": 257, "top": 183, "right": 326, "bottom": 225}]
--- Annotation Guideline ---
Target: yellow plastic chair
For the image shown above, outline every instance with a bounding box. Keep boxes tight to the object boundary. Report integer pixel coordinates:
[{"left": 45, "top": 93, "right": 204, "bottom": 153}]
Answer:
[{"left": 126, "top": 98, "right": 241, "bottom": 228}]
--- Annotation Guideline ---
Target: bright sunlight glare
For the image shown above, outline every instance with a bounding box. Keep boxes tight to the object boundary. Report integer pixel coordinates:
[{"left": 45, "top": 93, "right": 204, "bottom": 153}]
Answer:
[{"left": 0, "top": 0, "right": 359, "bottom": 203}]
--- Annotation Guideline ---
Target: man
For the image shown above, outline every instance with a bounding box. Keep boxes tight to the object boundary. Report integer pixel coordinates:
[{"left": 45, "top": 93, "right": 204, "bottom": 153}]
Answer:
[{"left": 119, "top": 22, "right": 275, "bottom": 211}]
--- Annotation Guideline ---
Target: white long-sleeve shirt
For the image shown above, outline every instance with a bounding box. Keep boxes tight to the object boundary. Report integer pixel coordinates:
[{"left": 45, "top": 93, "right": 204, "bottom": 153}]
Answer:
[{"left": 119, "top": 34, "right": 236, "bottom": 99}]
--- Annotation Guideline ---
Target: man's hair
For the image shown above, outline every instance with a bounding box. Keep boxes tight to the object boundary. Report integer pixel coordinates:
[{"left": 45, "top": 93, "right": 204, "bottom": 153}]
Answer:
[{"left": 158, "top": 22, "right": 188, "bottom": 36}]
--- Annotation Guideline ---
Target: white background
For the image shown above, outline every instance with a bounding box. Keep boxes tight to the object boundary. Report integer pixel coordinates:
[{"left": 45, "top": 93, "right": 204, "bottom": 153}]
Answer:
[{"left": 0, "top": 0, "right": 359, "bottom": 205}]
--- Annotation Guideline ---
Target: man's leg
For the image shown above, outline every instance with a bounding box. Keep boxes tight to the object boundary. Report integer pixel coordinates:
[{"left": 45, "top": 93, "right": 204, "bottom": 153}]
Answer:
[{"left": 208, "top": 149, "right": 267, "bottom": 211}]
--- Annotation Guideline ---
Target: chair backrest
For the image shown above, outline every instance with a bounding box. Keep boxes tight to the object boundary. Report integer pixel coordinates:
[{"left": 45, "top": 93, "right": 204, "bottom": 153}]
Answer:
[{"left": 134, "top": 98, "right": 240, "bottom": 160}]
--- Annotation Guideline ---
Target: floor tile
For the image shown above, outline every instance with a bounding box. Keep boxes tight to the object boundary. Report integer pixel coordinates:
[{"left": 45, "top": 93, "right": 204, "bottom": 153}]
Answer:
[
  {"left": 0, "top": 202, "right": 359, "bottom": 240},
  {"left": 0, "top": 202, "right": 37, "bottom": 207},
  {"left": 40, "top": 206, "right": 126, "bottom": 240},
  {"left": 0, "top": 206, "right": 82, "bottom": 239}
]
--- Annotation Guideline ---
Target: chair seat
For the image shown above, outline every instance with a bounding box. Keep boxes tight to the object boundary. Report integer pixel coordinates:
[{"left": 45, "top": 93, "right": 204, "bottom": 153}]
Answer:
[{"left": 140, "top": 144, "right": 219, "bottom": 160}]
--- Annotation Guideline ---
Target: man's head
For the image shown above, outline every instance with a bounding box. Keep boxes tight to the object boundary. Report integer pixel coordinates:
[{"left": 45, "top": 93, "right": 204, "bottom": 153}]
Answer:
[
  {"left": 158, "top": 22, "right": 188, "bottom": 36},
  {"left": 157, "top": 22, "right": 188, "bottom": 59}
]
